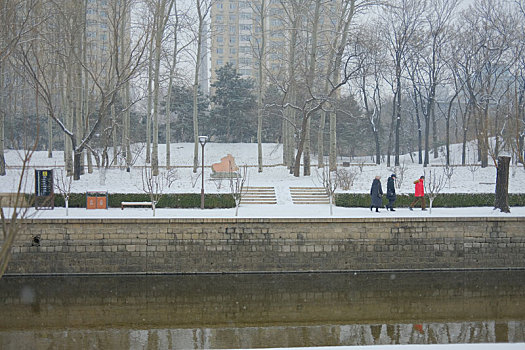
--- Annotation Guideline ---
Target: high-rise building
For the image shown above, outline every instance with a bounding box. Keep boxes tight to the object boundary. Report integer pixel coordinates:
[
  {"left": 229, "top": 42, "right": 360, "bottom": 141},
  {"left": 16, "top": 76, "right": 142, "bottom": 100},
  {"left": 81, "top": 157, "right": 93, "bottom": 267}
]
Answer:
[{"left": 210, "top": 0, "right": 338, "bottom": 87}]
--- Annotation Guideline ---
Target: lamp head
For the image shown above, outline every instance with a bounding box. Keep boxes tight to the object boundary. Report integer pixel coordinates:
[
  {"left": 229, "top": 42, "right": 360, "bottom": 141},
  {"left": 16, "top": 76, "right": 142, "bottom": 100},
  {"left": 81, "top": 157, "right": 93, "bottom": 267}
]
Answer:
[{"left": 198, "top": 135, "right": 208, "bottom": 146}]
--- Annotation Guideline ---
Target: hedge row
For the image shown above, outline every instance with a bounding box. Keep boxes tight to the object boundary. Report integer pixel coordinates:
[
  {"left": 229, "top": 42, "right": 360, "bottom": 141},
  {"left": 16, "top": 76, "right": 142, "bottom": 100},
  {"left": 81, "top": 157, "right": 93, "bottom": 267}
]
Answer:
[
  {"left": 33, "top": 192, "right": 525, "bottom": 209},
  {"left": 335, "top": 193, "right": 525, "bottom": 208},
  {"left": 51, "top": 193, "right": 235, "bottom": 209}
]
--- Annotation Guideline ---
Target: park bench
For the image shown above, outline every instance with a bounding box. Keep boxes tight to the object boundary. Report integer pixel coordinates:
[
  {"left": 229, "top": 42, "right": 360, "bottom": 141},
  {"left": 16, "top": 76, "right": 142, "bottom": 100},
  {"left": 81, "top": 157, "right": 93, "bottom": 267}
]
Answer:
[{"left": 121, "top": 201, "right": 155, "bottom": 210}]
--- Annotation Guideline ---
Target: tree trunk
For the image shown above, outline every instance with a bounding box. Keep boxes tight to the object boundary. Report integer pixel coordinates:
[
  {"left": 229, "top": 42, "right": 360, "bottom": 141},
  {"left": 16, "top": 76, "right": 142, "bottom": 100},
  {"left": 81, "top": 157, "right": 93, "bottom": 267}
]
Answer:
[
  {"left": 257, "top": 0, "right": 266, "bottom": 173},
  {"left": 494, "top": 155, "right": 510, "bottom": 213},
  {"left": 165, "top": 3, "right": 179, "bottom": 171},
  {"left": 303, "top": 117, "right": 310, "bottom": 176},
  {"left": 146, "top": 29, "right": 154, "bottom": 164},
  {"left": 394, "top": 60, "right": 401, "bottom": 166},
  {"left": 329, "top": 110, "right": 336, "bottom": 171},
  {"left": 73, "top": 149, "right": 82, "bottom": 181},
  {"left": 0, "top": 62, "right": 5, "bottom": 176},
  {"left": 192, "top": 2, "right": 205, "bottom": 173},
  {"left": 317, "top": 109, "right": 326, "bottom": 168},
  {"left": 293, "top": 112, "right": 308, "bottom": 177}
]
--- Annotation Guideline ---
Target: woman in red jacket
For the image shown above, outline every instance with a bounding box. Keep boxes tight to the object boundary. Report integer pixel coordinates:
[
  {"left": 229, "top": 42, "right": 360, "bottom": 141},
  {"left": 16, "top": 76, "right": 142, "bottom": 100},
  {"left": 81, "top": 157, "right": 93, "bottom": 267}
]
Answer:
[{"left": 409, "top": 176, "right": 427, "bottom": 211}]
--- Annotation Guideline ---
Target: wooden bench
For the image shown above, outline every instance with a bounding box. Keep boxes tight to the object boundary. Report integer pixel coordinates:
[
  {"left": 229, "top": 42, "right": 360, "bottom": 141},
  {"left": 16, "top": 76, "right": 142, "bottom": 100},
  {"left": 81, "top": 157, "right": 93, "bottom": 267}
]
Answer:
[{"left": 121, "top": 201, "right": 154, "bottom": 210}]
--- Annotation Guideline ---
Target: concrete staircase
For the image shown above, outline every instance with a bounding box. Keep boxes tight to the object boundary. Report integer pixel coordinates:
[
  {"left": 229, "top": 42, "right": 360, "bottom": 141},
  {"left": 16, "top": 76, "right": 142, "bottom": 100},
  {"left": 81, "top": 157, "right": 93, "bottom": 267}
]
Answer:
[
  {"left": 290, "top": 187, "right": 330, "bottom": 204},
  {"left": 239, "top": 186, "right": 277, "bottom": 205}
]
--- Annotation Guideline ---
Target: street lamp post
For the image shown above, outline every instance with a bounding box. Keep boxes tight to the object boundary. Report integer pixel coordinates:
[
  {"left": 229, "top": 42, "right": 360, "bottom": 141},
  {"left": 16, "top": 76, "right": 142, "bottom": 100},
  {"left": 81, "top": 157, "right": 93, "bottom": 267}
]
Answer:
[{"left": 199, "top": 136, "right": 208, "bottom": 209}]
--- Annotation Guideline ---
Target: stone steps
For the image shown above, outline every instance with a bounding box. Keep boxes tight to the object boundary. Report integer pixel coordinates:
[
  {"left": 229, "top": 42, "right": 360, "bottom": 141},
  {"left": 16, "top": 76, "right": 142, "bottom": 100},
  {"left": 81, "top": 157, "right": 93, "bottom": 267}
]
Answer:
[
  {"left": 290, "top": 187, "right": 330, "bottom": 204},
  {"left": 240, "top": 186, "right": 277, "bottom": 205}
]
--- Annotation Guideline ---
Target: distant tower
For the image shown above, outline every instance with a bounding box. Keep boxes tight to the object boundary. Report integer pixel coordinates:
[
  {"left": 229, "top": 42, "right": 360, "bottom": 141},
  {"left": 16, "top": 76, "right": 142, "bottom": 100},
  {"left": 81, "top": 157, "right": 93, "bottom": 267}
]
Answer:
[{"left": 198, "top": 22, "right": 209, "bottom": 96}]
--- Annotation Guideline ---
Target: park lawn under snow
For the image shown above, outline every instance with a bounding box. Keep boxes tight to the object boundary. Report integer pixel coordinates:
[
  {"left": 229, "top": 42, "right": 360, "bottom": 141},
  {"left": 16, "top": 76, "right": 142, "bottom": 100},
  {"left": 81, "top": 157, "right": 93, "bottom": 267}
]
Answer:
[{"left": 1, "top": 142, "right": 525, "bottom": 219}]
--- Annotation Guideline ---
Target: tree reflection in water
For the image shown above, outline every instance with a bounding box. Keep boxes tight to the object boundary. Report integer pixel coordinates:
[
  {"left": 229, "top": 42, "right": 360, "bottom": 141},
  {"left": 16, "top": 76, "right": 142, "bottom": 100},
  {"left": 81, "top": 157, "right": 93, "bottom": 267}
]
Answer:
[{"left": 0, "top": 271, "right": 524, "bottom": 349}]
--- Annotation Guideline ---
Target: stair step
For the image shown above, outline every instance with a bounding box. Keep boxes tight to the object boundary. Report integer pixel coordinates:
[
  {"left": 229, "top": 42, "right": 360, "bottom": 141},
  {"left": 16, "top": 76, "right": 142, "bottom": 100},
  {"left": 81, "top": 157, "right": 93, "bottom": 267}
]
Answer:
[
  {"left": 239, "top": 187, "right": 277, "bottom": 205},
  {"left": 289, "top": 186, "right": 330, "bottom": 205}
]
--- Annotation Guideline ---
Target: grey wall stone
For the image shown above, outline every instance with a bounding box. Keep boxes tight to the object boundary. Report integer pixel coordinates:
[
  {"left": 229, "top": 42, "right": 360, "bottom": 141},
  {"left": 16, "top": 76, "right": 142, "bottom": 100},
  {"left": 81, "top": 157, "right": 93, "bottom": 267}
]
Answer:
[{"left": 3, "top": 217, "right": 525, "bottom": 275}]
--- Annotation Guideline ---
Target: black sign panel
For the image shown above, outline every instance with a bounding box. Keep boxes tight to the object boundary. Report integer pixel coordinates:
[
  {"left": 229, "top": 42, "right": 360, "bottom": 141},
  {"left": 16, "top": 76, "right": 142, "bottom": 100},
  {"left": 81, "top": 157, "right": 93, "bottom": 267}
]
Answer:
[{"left": 35, "top": 169, "right": 54, "bottom": 197}]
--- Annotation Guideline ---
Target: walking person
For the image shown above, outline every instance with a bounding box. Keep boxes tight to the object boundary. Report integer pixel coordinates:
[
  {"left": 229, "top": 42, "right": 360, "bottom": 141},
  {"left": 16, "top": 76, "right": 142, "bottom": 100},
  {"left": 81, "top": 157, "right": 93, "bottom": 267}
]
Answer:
[
  {"left": 409, "top": 175, "right": 427, "bottom": 211},
  {"left": 370, "top": 176, "right": 383, "bottom": 212},
  {"left": 386, "top": 174, "right": 397, "bottom": 211}
]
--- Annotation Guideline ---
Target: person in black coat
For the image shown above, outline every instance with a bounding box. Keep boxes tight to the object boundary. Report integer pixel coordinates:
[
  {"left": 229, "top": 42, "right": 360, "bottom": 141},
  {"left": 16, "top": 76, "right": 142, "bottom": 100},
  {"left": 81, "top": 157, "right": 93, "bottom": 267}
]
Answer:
[
  {"left": 370, "top": 176, "right": 383, "bottom": 212},
  {"left": 386, "top": 174, "right": 397, "bottom": 211}
]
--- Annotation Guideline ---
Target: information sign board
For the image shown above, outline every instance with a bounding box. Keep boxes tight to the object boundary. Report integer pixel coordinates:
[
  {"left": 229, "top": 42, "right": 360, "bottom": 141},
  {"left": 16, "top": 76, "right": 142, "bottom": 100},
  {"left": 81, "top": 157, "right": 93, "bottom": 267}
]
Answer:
[{"left": 35, "top": 169, "right": 54, "bottom": 209}]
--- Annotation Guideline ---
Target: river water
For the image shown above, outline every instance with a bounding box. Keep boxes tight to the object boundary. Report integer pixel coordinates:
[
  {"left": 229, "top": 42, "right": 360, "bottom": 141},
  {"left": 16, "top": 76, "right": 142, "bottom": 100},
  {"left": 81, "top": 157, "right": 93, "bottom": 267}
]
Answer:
[{"left": 1, "top": 271, "right": 524, "bottom": 349}]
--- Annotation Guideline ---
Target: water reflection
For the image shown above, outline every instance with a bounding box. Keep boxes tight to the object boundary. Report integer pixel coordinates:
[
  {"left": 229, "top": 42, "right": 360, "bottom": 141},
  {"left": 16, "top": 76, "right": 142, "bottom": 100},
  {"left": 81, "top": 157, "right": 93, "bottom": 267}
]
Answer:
[{"left": 0, "top": 271, "right": 524, "bottom": 349}]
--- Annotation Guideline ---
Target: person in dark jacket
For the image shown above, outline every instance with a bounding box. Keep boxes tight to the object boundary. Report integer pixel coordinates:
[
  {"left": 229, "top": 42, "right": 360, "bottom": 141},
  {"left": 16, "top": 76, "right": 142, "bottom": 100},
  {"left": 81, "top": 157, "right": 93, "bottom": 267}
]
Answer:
[
  {"left": 370, "top": 176, "right": 383, "bottom": 212},
  {"left": 386, "top": 174, "right": 397, "bottom": 211}
]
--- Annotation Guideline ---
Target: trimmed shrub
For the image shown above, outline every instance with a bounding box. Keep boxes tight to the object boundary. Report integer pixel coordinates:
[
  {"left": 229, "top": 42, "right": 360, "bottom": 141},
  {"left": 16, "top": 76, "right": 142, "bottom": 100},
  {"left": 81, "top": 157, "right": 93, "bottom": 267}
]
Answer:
[
  {"left": 335, "top": 193, "right": 525, "bottom": 208},
  {"left": 52, "top": 193, "right": 235, "bottom": 209}
]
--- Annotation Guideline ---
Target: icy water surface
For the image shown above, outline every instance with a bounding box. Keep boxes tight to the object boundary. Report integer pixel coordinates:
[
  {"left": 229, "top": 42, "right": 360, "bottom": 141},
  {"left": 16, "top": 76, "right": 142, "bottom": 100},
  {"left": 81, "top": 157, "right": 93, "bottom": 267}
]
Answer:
[{"left": 1, "top": 271, "right": 525, "bottom": 349}]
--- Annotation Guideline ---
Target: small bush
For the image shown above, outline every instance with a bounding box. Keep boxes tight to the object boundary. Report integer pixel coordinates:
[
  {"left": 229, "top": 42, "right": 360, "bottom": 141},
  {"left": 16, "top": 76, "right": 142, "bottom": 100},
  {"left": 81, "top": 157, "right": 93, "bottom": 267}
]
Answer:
[{"left": 335, "top": 193, "right": 525, "bottom": 208}]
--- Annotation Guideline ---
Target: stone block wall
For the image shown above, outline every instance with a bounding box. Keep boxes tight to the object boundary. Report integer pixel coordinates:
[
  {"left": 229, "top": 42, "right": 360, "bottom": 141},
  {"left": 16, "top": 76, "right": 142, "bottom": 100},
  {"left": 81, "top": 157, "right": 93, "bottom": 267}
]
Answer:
[{"left": 4, "top": 217, "right": 525, "bottom": 275}]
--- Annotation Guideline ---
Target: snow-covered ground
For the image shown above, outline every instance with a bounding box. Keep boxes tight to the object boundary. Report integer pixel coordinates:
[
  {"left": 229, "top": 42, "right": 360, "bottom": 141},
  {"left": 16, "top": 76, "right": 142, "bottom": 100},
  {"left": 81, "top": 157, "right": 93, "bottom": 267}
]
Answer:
[{"left": 1, "top": 142, "right": 525, "bottom": 219}]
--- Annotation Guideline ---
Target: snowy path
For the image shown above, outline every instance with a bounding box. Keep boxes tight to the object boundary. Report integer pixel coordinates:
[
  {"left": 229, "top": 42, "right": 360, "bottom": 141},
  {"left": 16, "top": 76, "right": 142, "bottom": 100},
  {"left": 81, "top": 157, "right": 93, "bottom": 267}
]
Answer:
[{"left": 14, "top": 204, "right": 525, "bottom": 219}]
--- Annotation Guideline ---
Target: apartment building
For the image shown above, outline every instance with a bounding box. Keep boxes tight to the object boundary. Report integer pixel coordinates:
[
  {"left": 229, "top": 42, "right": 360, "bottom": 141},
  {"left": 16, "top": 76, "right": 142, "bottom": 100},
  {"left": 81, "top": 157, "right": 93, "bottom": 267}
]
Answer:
[{"left": 210, "top": 0, "right": 339, "bottom": 88}]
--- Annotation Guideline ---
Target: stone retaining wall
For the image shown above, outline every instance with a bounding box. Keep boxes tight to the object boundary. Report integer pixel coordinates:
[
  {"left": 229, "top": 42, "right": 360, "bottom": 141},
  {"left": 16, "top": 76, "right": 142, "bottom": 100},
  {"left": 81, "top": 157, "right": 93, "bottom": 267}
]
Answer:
[{"left": 4, "top": 217, "right": 525, "bottom": 275}]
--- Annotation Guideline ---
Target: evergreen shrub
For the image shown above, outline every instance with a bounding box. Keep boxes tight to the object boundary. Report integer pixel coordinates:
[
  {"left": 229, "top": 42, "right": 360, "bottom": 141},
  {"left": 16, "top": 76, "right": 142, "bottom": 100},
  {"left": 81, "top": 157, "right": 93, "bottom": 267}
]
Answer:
[
  {"left": 52, "top": 193, "right": 235, "bottom": 209},
  {"left": 335, "top": 193, "right": 525, "bottom": 208}
]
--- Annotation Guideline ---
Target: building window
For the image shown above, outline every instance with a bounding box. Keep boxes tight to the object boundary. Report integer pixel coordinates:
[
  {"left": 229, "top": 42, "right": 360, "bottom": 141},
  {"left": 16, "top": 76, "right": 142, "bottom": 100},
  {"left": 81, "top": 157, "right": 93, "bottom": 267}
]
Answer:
[
  {"left": 240, "top": 24, "right": 251, "bottom": 31},
  {"left": 240, "top": 13, "right": 251, "bottom": 20},
  {"left": 217, "top": 59, "right": 223, "bottom": 66},
  {"left": 229, "top": 2, "right": 235, "bottom": 9},
  {"left": 216, "top": 15, "right": 223, "bottom": 22},
  {"left": 230, "top": 25, "right": 236, "bottom": 33},
  {"left": 217, "top": 48, "right": 223, "bottom": 54},
  {"left": 240, "top": 35, "right": 250, "bottom": 42},
  {"left": 230, "top": 48, "right": 237, "bottom": 54},
  {"left": 217, "top": 36, "right": 224, "bottom": 42},
  {"left": 229, "top": 14, "right": 236, "bottom": 22},
  {"left": 217, "top": 3, "right": 223, "bottom": 9},
  {"left": 229, "top": 37, "right": 236, "bottom": 44}
]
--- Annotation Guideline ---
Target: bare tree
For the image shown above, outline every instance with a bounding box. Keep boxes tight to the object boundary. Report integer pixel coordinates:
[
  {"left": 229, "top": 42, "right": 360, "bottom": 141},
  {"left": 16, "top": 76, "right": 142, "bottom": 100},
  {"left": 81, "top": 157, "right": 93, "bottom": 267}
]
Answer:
[
  {"left": 140, "top": 166, "right": 170, "bottom": 217},
  {"left": 424, "top": 169, "right": 446, "bottom": 214},
  {"left": 318, "top": 166, "right": 337, "bottom": 216},
  {"left": 352, "top": 24, "right": 387, "bottom": 165},
  {"left": 380, "top": 0, "right": 425, "bottom": 166},
  {"left": 230, "top": 164, "right": 247, "bottom": 217},
  {"left": 0, "top": 146, "right": 37, "bottom": 279},
  {"left": 0, "top": 0, "right": 40, "bottom": 176},
  {"left": 54, "top": 169, "right": 73, "bottom": 216},
  {"left": 17, "top": 0, "right": 150, "bottom": 180},
  {"left": 191, "top": 0, "right": 213, "bottom": 173},
  {"left": 150, "top": 0, "right": 176, "bottom": 176}
]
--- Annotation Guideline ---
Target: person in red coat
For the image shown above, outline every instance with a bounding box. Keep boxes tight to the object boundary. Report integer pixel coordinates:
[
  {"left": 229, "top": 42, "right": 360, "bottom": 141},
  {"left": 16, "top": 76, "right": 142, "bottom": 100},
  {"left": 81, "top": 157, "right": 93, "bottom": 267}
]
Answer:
[{"left": 409, "top": 175, "right": 427, "bottom": 211}]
